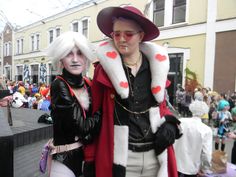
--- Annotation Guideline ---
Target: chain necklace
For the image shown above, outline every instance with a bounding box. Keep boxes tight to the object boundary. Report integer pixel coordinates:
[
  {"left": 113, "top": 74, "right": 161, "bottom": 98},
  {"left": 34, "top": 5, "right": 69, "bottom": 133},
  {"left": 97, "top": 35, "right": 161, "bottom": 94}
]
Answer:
[
  {"left": 114, "top": 107, "right": 151, "bottom": 142},
  {"left": 123, "top": 52, "right": 142, "bottom": 67},
  {"left": 115, "top": 98, "right": 151, "bottom": 114}
]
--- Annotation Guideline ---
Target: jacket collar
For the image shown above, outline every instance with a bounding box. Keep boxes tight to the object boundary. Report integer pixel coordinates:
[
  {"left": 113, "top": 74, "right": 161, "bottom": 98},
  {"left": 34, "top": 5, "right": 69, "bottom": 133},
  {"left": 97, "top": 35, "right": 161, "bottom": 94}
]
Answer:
[{"left": 96, "top": 40, "right": 170, "bottom": 103}]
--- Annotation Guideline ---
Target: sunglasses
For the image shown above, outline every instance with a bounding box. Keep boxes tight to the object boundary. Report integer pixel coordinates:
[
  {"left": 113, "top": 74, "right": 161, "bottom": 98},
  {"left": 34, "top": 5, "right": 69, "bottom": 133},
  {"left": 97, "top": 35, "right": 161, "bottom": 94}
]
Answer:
[{"left": 110, "top": 31, "right": 141, "bottom": 41}]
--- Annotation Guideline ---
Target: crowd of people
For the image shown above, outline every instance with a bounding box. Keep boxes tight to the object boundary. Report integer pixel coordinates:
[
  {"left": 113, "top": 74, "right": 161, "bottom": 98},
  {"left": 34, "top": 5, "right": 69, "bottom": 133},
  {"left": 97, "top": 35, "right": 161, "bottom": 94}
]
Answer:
[
  {"left": 175, "top": 84, "right": 236, "bottom": 166},
  {"left": 1, "top": 5, "right": 236, "bottom": 177},
  {"left": 0, "top": 80, "right": 51, "bottom": 111},
  {"left": 175, "top": 84, "right": 236, "bottom": 125}
]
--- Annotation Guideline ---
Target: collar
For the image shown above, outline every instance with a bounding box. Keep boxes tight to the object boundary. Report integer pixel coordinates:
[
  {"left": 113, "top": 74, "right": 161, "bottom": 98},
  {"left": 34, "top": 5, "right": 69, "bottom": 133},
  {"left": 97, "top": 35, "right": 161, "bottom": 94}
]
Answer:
[
  {"left": 96, "top": 40, "right": 169, "bottom": 103},
  {"left": 61, "top": 68, "right": 84, "bottom": 89}
]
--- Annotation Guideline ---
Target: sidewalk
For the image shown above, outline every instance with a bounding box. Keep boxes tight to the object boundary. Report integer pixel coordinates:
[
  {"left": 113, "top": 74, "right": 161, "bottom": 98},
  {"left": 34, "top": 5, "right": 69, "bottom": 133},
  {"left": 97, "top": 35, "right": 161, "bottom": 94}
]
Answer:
[{"left": 14, "top": 139, "right": 49, "bottom": 177}]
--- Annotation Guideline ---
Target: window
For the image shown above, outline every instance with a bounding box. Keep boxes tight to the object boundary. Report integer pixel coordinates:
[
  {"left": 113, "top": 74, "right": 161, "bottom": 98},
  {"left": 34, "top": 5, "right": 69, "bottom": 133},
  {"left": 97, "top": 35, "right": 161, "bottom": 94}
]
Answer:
[
  {"left": 31, "top": 36, "right": 34, "bottom": 51},
  {"left": 4, "top": 66, "right": 11, "bottom": 80},
  {"left": 173, "top": 0, "right": 186, "bottom": 24},
  {"left": 16, "top": 65, "right": 23, "bottom": 81},
  {"left": 21, "top": 39, "right": 24, "bottom": 54},
  {"left": 9, "top": 42, "right": 12, "bottom": 56},
  {"left": 153, "top": 0, "right": 165, "bottom": 27},
  {"left": 17, "top": 40, "right": 20, "bottom": 54},
  {"left": 17, "top": 38, "right": 24, "bottom": 54},
  {"left": 82, "top": 19, "right": 88, "bottom": 37},
  {"left": 49, "top": 30, "right": 54, "bottom": 43},
  {"left": 4, "top": 43, "right": 7, "bottom": 56},
  {"left": 3, "top": 42, "right": 11, "bottom": 56},
  {"left": 73, "top": 22, "right": 79, "bottom": 32},
  {"left": 56, "top": 28, "right": 60, "bottom": 37},
  {"left": 36, "top": 34, "right": 40, "bottom": 50},
  {"left": 31, "top": 64, "right": 39, "bottom": 84}
]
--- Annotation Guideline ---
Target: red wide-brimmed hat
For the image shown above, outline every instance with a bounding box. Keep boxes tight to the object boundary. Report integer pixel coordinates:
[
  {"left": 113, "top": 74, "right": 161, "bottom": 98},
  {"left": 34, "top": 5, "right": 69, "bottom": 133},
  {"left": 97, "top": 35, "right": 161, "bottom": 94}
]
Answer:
[{"left": 97, "top": 6, "right": 160, "bottom": 41}]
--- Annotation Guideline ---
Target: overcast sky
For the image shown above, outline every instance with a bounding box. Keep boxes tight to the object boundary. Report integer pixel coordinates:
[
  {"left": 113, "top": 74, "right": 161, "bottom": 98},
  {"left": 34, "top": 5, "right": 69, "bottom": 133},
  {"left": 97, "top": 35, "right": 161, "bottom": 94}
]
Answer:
[{"left": 0, "top": 0, "right": 90, "bottom": 32}]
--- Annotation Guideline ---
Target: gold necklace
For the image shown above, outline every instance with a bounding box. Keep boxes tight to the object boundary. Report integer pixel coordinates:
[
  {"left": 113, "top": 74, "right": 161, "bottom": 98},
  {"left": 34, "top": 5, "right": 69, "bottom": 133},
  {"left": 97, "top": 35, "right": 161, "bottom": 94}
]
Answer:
[
  {"left": 115, "top": 98, "right": 151, "bottom": 114},
  {"left": 124, "top": 52, "right": 142, "bottom": 67}
]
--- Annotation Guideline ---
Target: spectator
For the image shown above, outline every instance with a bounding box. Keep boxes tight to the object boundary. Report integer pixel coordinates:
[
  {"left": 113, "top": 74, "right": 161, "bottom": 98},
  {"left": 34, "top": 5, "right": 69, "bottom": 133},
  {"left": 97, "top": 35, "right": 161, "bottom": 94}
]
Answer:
[
  {"left": 227, "top": 106, "right": 236, "bottom": 164},
  {"left": 174, "top": 100, "right": 212, "bottom": 177},
  {"left": 215, "top": 100, "right": 232, "bottom": 151},
  {"left": 176, "top": 84, "right": 185, "bottom": 116}
]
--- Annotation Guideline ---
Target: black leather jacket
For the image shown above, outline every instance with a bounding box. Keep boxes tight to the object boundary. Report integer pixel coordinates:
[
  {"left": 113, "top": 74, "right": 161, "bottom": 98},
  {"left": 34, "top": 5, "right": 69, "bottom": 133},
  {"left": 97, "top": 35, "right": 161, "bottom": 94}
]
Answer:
[{"left": 50, "top": 69, "right": 100, "bottom": 146}]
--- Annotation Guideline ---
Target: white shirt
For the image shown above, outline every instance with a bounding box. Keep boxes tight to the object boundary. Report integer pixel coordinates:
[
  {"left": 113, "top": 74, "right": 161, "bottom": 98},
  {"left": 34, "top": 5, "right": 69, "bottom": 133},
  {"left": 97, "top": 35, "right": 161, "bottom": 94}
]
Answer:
[{"left": 174, "top": 117, "right": 213, "bottom": 175}]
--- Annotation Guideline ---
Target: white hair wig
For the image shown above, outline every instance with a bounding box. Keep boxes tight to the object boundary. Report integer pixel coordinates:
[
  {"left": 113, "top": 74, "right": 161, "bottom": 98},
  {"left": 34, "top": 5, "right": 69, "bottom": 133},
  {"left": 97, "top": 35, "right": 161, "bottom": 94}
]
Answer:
[
  {"left": 189, "top": 100, "right": 209, "bottom": 117},
  {"left": 45, "top": 31, "right": 96, "bottom": 74}
]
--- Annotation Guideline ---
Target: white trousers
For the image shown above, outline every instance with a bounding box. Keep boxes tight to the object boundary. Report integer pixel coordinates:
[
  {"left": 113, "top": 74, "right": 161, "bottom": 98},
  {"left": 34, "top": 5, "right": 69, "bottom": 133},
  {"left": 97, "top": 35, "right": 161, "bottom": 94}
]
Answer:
[
  {"left": 50, "top": 160, "right": 75, "bottom": 177},
  {"left": 126, "top": 149, "right": 159, "bottom": 177}
]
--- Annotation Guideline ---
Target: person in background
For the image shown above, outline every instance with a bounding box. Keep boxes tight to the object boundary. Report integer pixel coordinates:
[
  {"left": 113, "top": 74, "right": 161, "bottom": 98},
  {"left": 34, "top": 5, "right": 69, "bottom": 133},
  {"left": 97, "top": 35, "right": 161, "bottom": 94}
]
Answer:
[
  {"left": 227, "top": 106, "right": 236, "bottom": 164},
  {"left": 0, "top": 76, "right": 7, "bottom": 90},
  {"left": 215, "top": 99, "right": 232, "bottom": 151},
  {"left": 18, "top": 81, "right": 26, "bottom": 96},
  {"left": 175, "top": 84, "right": 185, "bottom": 116},
  {"left": 45, "top": 31, "right": 101, "bottom": 177},
  {"left": 182, "top": 89, "right": 192, "bottom": 117},
  {"left": 174, "top": 100, "right": 212, "bottom": 177},
  {"left": 31, "top": 83, "right": 39, "bottom": 95},
  {"left": 84, "top": 6, "right": 181, "bottom": 177},
  {"left": 40, "top": 87, "right": 51, "bottom": 111}
]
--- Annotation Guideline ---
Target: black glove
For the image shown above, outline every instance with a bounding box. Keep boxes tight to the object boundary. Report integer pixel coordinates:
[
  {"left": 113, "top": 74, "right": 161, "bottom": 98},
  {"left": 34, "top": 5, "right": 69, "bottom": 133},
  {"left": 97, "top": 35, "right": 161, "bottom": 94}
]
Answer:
[
  {"left": 165, "top": 115, "right": 182, "bottom": 139},
  {"left": 154, "top": 115, "right": 182, "bottom": 156},
  {"left": 83, "top": 161, "right": 96, "bottom": 177},
  {"left": 81, "top": 111, "right": 102, "bottom": 144}
]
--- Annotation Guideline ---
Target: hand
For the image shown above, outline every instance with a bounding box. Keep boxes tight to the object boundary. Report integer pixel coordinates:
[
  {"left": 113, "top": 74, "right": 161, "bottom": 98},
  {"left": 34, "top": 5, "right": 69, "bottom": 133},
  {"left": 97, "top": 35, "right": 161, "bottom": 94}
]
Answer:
[
  {"left": 227, "top": 132, "right": 236, "bottom": 139},
  {"left": 154, "top": 115, "right": 182, "bottom": 156},
  {"left": 154, "top": 122, "right": 176, "bottom": 156}
]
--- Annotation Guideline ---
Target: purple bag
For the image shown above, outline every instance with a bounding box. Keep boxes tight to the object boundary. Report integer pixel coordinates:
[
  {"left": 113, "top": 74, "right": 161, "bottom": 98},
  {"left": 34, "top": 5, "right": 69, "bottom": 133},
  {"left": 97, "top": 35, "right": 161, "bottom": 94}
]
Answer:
[{"left": 39, "top": 142, "right": 50, "bottom": 173}]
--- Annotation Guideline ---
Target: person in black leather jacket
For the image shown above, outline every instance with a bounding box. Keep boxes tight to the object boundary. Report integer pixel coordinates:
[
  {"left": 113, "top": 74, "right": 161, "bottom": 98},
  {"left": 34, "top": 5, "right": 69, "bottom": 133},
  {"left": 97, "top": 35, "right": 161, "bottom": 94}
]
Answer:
[{"left": 46, "top": 31, "right": 100, "bottom": 177}]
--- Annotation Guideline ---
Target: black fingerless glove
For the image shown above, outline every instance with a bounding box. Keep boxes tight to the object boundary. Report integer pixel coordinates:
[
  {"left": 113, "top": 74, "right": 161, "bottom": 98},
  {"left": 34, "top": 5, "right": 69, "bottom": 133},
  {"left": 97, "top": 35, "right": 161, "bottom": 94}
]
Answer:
[
  {"left": 83, "top": 161, "right": 96, "bottom": 177},
  {"left": 154, "top": 115, "right": 182, "bottom": 156}
]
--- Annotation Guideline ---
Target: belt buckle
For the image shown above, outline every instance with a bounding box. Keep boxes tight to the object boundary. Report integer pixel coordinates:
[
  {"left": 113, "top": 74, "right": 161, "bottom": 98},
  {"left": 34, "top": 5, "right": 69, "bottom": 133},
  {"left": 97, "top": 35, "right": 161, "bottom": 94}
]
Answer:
[{"left": 65, "top": 144, "right": 69, "bottom": 152}]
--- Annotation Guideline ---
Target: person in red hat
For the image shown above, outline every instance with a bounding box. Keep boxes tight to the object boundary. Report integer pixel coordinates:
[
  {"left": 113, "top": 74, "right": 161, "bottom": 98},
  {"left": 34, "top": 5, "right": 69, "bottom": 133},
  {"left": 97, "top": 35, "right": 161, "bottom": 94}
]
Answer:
[{"left": 84, "top": 6, "right": 181, "bottom": 177}]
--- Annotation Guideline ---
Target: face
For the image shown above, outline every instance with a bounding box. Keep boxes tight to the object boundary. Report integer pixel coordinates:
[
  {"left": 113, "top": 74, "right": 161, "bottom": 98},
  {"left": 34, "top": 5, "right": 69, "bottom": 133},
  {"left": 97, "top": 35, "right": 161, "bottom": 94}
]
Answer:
[
  {"left": 61, "top": 46, "right": 87, "bottom": 75},
  {"left": 112, "top": 19, "right": 144, "bottom": 56}
]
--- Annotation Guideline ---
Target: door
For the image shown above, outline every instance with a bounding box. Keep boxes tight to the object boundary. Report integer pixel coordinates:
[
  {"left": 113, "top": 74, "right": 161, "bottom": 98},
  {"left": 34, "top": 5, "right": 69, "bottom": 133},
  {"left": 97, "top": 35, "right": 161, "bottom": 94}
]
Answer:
[{"left": 167, "top": 53, "right": 183, "bottom": 106}]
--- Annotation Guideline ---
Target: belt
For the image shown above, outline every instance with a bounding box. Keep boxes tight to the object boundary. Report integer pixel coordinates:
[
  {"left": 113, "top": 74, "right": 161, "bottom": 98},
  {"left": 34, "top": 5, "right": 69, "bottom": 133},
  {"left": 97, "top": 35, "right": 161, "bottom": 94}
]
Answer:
[
  {"left": 50, "top": 141, "right": 83, "bottom": 155},
  {"left": 128, "top": 142, "right": 154, "bottom": 152}
]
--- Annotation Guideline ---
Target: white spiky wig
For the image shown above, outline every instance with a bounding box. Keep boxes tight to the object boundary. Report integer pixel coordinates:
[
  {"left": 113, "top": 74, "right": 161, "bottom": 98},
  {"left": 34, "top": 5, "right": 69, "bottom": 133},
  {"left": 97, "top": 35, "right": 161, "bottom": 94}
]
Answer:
[
  {"left": 45, "top": 31, "right": 96, "bottom": 74},
  {"left": 189, "top": 100, "right": 209, "bottom": 117}
]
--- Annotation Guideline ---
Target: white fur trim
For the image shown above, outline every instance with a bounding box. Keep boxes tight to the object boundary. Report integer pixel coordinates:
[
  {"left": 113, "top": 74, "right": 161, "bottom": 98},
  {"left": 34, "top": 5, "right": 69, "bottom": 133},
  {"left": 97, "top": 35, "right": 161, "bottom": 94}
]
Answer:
[
  {"left": 156, "top": 150, "right": 168, "bottom": 177},
  {"left": 114, "top": 125, "right": 129, "bottom": 167},
  {"left": 97, "top": 40, "right": 129, "bottom": 99},
  {"left": 149, "top": 107, "right": 165, "bottom": 133},
  {"left": 140, "top": 42, "right": 169, "bottom": 103},
  {"left": 96, "top": 40, "right": 169, "bottom": 102},
  {"left": 73, "top": 88, "right": 90, "bottom": 110}
]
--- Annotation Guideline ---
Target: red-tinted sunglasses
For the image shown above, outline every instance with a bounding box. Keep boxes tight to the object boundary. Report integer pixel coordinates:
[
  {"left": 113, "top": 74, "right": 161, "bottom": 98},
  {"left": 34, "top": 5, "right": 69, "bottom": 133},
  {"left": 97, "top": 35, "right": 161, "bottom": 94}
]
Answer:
[{"left": 110, "top": 31, "right": 141, "bottom": 41}]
